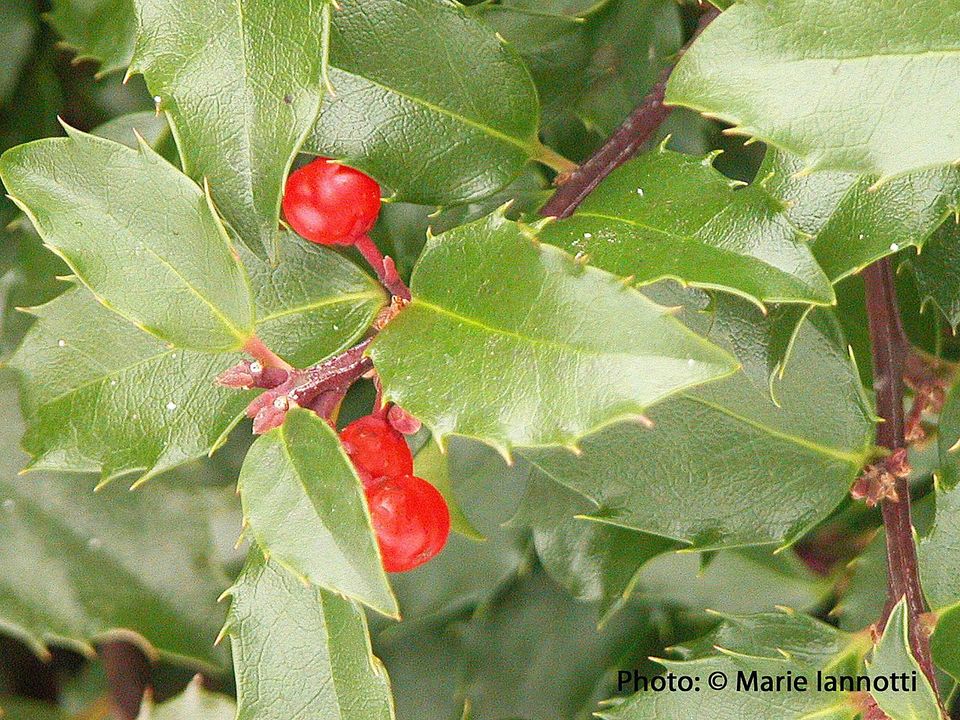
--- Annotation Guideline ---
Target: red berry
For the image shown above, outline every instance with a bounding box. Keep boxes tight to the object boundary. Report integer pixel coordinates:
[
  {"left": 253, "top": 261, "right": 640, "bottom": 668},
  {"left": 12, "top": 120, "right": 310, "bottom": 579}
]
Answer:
[
  {"left": 364, "top": 475, "right": 450, "bottom": 572},
  {"left": 339, "top": 415, "right": 413, "bottom": 485},
  {"left": 282, "top": 158, "right": 381, "bottom": 245}
]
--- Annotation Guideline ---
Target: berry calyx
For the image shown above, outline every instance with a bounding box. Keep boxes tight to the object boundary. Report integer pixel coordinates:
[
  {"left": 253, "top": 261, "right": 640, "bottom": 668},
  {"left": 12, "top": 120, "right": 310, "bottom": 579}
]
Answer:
[
  {"left": 282, "top": 158, "right": 381, "bottom": 245},
  {"left": 339, "top": 414, "right": 413, "bottom": 485},
  {"left": 364, "top": 475, "right": 450, "bottom": 572}
]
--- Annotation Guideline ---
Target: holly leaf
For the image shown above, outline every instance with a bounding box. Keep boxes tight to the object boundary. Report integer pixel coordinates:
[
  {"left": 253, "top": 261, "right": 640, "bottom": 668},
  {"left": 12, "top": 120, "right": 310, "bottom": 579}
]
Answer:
[
  {"left": 136, "top": 677, "right": 235, "bottom": 720},
  {"left": 129, "top": 0, "right": 331, "bottom": 258},
  {"left": 518, "top": 298, "right": 874, "bottom": 550},
  {"left": 413, "top": 440, "right": 484, "bottom": 541},
  {"left": 601, "top": 611, "right": 864, "bottom": 720},
  {"left": 540, "top": 148, "right": 834, "bottom": 307},
  {"left": 0, "top": 0, "right": 37, "bottom": 103},
  {"left": 303, "top": 0, "right": 544, "bottom": 206},
  {"left": 936, "top": 383, "right": 960, "bottom": 490},
  {"left": 918, "top": 481, "right": 960, "bottom": 680},
  {"left": 223, "top": 548, "right": 395, "bottom": 720},
  {"left": 237, "top": 409, "right": 397, "bottom": 616},
  {"left": 47, "top": 0, "right": 136, "bottom": 76},
  {"left": 0, "top": 371, "right": 230, "bottom": 669},
  {"left": 371, "top": 213, "right": 737, "bottom": 454},
  {"left": 905, "top": 220, "right": 960, "bottom": 330},
  {"left": 9, "top": 235, "right": 383, "bottom": 485},
  {"left": 762, "top": 149, "right": 960, "bottom": 283},
  {"left": 511, "top": 471, "right": 679, "bottom": 623},
  {"left": 0, "top": 125, "right": 255, "bottom": 352},
  {"left": 865, "top": 598, "right": 942, "bottom": 720},
  {"left": 668, "top": 0, "right": 960, "bottom": 179}
]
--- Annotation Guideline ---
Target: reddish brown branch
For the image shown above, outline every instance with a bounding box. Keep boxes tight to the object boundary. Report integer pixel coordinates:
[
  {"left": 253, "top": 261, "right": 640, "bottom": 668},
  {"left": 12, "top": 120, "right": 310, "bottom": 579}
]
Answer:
[
  {"left": 863, "top": 259, "right": 940, "bottom": 699},
  {"left": 99, "top": 641, "right": 150, "bottom": 720},
  {"left": 538, "top": 5, "right": 720, "bottom": 220}
]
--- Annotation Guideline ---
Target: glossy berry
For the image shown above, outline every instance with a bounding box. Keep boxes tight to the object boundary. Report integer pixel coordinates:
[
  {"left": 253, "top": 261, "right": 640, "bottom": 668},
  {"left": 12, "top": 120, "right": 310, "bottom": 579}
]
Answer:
[
  {"left": 282, "top": 157, "right": 381, "bottom": 245},
  {"left": 365, "top": 475, "right": 450, "bottom": 572},
  {"left": 339, "top": 415, "right": 413, "bottom": 485}
]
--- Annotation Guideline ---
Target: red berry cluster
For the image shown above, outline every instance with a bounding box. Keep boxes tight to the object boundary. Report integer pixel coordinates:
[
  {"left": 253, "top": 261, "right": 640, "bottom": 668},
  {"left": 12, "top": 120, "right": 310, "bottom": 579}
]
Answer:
[
  {"left": 282, "top": 158, "right": 382, "bottom": 246},
  {"left": 340, "top": 415, "right": 450, "bottom": 573}
]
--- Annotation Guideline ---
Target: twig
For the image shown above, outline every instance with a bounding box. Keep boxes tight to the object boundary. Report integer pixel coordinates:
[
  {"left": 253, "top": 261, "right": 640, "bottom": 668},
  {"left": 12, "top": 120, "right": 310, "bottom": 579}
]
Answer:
[
  {"left": 863, "top": 259, "right": 941, "bottom": 700},
  {"left": 538, "top": 4, "right": 720, "bottom": 220},
  {"left": 225, "top": 338, "right": 374, "bottom": 433},
  {"left": 99, "top": 641, "right": 150, "bottom": 720}
]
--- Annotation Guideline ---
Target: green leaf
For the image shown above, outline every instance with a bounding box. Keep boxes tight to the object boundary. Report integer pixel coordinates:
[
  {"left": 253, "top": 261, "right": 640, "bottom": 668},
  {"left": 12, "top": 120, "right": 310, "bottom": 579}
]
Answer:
[
  {"left": 302, "top": 0, "right": 542, "bottom": 206},
  {"left": 224, "top": 548, "right": 395, "bottom": 720},
  {"left": 136, "top": 677, "right": 235, "bottom": 720},
  {"left": 0, "top": 0, "right": 37, "bottom": 104},
  {"left": 518, "top": 299, "right": 874, "bottom": 549},
  {"left": 675, "top": 609, "right": 869, "bottom": 669},
  {"left": 457, "top": 566, "right": 681, "bottom": 720},
  {"left": 91, "top": 110, "right": 173, "bottom": 160},
  {"left": 602, "top": 612, "right": 862, "bottom": 720},
  {"left": 0, "top": 371, "right": 229, "bottom": 669},
  {"left": 10, "top": 287, "right": 251, "bottom": 484},
  {"left": 762, "top": 149, "right": 960, "bottom": 283},
  {"left": 667, "top": 0, "right": 960, "bottom": 179},
  {"left": 237, "top": 408, "right": 397, "bottom": 616},
  {"left": 866, "top": 598, "right": 942, "bottom": 720},
  {"left": 47, "top": 0, "right": 136, "bottom": 76},
  {"left": 910, "top": 483, "right": 960, "bottom": 680},
  {"left": 242, "top": 236, "right": 386, "bottom": 368},
  {"left": 479, "top": 0, "right": 683, "bottom": 138},
  {"left": 919, "top": 482, "right": 960, "bottom": 616},
  {"left": 511, "top": 471, "right": 679, "bottom": 623},
  {"left": 637, "top": 546, "right": 831, "bottom": 617},
  {"left": 413, "top": 440, "right": 484, "bottom": 541},
  {"left": 936, "top": 383, "right": 960, "bottom": 489},
  {"left": 371, "top": 213, "right": 737, "bottom": 454},
  {"left": 0, "top": 126, "right": 255, "bottom": 352},
  {"left": 129, "top": 0, "right": 331, "bottom": 258},
  {"left": 0, "top": 697, "right": 70, "bottom": 720},
  {"left": 906, "top": 220, "right": 960, "bottom": 330},
  {"left": 9, "top": 235, "right": 383, "bottom": 484},
  {"left": 540, "top": 148, "right": 834, "bottom": 307}
]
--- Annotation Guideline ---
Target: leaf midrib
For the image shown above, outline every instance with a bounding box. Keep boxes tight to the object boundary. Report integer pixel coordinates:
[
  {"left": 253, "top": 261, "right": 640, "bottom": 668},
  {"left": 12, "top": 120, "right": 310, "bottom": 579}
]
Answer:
[
  {"left": 681, "top": 393, "right": 868, "bottom": 464},
  {"left": 410, "top": 297, "right": 687, "bottom": 360}
]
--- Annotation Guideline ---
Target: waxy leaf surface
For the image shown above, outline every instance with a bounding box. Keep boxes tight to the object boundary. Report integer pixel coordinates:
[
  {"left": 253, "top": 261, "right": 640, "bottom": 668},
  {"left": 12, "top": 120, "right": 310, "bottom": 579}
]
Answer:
[
  {"left": 371, "top": 213, "right": 737, "bottom": 452},
  {"left": 0, "top": 371, "right": 229, "bottom": 668},
  {"left": 541, "top": 149, "right": 833, "bottom": 306},
  {"left": 763, "top": 149, "right": 960, "bottom": 283},
  {"left": 225, "top": 549, "right": 395, "bottom": 720},
  {"left": 130, "top": 0, "right": 330, "bottom": 257},
  {"left": 10, "top": 236, "right": 383, "bottom": 484},
  {"left": 520, "top": 298, "right": 874, "bottom": 549},
  {"left": 238, "top": 409, "right": 397, "bottom": 616},
  {"left": 304, "top": 0, "right": 541, "bottom": 205},
  {"left": 0, "top": 127, "right": 254, "bottom": 351},
  {"left": 865, "top": 598, "right": 941, "bottom": 720},
  {"left": 668, "top": 0, "right": 960, "bottom": 179},
  {"left": 48, "top": 0, "right": 136, "bottom": 76}
]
